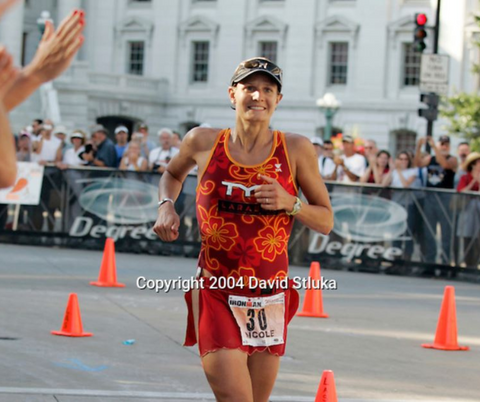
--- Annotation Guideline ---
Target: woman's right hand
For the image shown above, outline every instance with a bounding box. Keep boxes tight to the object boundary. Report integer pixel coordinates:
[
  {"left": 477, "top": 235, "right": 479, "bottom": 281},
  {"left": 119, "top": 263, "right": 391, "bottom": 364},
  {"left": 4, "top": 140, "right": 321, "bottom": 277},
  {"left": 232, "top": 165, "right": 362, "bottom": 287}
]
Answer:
[
  {"left": 153, "top": 203, "right": 180, "bottom": 241},
  {"left": 0, "top": 45, "right": 19, "bottom": 100}
]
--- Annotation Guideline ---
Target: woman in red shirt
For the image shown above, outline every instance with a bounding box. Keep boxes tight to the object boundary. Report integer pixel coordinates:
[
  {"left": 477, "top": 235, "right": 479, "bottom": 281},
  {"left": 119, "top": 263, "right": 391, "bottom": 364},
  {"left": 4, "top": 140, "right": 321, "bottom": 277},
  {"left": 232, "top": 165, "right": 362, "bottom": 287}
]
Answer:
[{"left": 457, "top": 152, "right": 480, "bottom": 192}]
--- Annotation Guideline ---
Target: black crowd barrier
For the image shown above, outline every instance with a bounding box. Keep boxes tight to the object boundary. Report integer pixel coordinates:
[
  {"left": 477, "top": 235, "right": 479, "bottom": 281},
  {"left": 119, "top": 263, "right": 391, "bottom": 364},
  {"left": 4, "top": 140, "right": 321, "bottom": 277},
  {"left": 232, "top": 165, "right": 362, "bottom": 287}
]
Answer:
[{"left": 1, "top": 166, "right": 479, "bottom": 279}]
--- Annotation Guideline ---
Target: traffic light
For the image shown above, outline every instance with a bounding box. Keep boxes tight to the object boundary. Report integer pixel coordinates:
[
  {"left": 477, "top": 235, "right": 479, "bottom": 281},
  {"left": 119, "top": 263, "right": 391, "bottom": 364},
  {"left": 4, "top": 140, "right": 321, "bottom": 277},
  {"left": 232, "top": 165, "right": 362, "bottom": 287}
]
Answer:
[
  {"left": 418, "top": 93, "right": 439, "bottom": 121},
  {"left": 413, "top": 13, "right": 428, "bottom": 53}
]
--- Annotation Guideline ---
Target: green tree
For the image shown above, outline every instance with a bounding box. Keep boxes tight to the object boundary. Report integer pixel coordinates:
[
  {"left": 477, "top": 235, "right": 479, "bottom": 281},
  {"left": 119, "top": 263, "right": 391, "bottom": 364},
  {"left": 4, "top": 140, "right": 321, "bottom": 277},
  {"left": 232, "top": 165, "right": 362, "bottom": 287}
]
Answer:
[{"left": 440, "top": 14, "right": 480, "bottom": 151}]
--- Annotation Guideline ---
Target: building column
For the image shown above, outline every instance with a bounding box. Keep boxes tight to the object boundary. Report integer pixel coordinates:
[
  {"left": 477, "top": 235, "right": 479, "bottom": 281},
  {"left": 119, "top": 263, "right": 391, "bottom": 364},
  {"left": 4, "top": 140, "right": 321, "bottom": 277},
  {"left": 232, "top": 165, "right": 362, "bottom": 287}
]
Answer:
[{"left": 0, "top": 0, "right": 25, "bottom": 65}]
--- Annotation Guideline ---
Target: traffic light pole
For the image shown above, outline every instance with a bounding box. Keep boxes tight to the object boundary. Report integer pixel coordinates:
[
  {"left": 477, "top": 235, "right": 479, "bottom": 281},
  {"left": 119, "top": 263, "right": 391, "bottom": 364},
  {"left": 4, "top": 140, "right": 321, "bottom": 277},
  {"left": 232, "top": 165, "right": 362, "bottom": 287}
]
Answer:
[
  {"left": 425, "top": 0, "right": 441, "bottom": 153},
  {"left": 433, "top": 0, "right": 441, "bottom": 54}
]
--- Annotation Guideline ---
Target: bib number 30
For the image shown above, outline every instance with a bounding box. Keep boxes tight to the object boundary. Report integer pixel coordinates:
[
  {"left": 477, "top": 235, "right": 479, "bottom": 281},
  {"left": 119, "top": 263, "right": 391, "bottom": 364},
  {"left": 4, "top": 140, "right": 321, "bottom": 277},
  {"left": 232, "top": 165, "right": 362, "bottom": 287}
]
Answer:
[{"left": 229, "top": 293, "right": 285, "bottom": 347}]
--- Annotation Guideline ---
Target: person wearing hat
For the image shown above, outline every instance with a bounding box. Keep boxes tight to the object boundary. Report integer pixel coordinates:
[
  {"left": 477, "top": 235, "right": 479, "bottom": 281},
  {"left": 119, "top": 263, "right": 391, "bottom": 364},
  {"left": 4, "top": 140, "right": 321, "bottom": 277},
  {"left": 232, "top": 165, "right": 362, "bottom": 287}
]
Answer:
[
  {"left": 81, "top": 124, "right": 117, "bottom": 168},
  {"left": 311, "top": 136, "right": 335, "bottom": 179},
  {"left": 57, "top": 130, "right": 88, "bottom": 168},
  {"left": 114, "top": 126, "right": 129, "bottom": 165},
  {"left": 53, "top": 126, "right": 72, "bottom": 163},
  {"left": 153, "top": 57, "right": 333, "bottom": 401},
  {"left": 457, "top": 152, "right": 480, "bottom": 193},
  {"left": 332, "top": 134, "right": 367, "bottom": 183},
  {"left": 132, "top": 122, "right": 156, "bottom": 159},
  {"left": 414, "top": 135, "right": 458, "bottom": 265},
  {"left": 31, "top": 122, "right": 62, "bottom": 165}
]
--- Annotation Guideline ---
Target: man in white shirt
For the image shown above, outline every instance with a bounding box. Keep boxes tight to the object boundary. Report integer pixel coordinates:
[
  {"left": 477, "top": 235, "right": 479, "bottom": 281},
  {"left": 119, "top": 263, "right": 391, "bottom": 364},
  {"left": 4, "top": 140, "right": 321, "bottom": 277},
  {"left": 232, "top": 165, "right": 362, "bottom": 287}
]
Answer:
[
  {"left": 32, "top": 123, "right": 62, "bottom": 165},
  {"left": 333, "top": 135, "right": 366, "bottom": 183},
  {"left": 311, "top": 137, "right": 335, "bottom": 180},
  {"left": 149, "top": 128, "right": 179, "bottom": 173}
]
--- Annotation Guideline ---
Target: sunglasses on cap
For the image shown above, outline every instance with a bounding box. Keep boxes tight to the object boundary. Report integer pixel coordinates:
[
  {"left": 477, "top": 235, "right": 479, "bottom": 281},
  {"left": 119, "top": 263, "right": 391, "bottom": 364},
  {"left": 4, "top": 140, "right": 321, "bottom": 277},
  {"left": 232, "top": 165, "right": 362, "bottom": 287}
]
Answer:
[{"left": 231, "top": 57, "right": 283, "bottom": 90}]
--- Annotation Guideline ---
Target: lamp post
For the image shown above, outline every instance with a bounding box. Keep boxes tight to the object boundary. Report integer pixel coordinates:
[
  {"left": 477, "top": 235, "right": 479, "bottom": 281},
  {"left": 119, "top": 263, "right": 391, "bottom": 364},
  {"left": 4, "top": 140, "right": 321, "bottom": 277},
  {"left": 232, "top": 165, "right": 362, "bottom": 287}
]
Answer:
[{"left": 316, "top": 93, "right": 341, "bottom": 140}]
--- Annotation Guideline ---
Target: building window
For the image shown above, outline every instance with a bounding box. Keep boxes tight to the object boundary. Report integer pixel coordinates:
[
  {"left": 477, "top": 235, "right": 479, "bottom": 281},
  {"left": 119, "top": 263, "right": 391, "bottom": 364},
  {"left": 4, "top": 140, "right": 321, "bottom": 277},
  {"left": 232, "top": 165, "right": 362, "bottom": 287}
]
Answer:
[
  {"left": 329, "top": 42, "right": 348, "bottom": 85},
  {"left": 403, "top": 43, "right": 421, "bottom": 86},
  {"left": 192, "top": 41, "right": 210, "bottom": 83},
  {"left": 393, "top": 129, "right": 417, "bottom": 154},
  {"left": 259, "top": 41, "right": 278, "bottom": 63},
  {"left": 128, "top": 41, "right": 145, "bottom": 75}
]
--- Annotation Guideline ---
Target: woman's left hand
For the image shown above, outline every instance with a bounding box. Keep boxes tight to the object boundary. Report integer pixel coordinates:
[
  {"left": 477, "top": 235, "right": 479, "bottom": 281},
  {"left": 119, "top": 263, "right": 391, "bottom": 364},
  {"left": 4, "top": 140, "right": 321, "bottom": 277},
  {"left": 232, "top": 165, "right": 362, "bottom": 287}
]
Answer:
[{"left": 254, "top": 174, "right": 295, "bottom": 212}]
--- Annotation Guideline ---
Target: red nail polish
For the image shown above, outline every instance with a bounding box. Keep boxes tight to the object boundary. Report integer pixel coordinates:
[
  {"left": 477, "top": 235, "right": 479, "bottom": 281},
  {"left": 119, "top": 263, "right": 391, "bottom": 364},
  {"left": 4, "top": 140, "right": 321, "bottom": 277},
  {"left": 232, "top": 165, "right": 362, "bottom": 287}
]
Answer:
[
  {"left": 73, "top": 10, "right": 79, "bottom": 15},
  {"left": 79, "top": 10, "right": 85, "bottom": 17}
]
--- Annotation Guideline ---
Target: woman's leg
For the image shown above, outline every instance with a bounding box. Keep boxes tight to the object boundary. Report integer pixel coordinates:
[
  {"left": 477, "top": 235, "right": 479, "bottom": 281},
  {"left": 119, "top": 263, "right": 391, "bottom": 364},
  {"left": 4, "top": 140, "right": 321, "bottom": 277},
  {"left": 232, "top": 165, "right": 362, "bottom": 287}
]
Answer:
[
  {"left": 248, "top": 351, "right": 280, "bottom": 402},
  {"left": 202, "top": 349, "right": 254, "bottom": 402}
]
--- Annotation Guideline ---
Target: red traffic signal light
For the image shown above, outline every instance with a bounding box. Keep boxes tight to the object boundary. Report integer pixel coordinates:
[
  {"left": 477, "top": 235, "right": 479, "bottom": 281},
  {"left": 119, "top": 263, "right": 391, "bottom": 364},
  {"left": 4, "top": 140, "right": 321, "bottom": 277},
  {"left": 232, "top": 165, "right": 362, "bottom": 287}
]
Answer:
[
  {"left": 413, "top": 13, "right": 428, "bottom": 53},
  {"left": 416, "top": 13, "right": 427, "bottom": 26}
]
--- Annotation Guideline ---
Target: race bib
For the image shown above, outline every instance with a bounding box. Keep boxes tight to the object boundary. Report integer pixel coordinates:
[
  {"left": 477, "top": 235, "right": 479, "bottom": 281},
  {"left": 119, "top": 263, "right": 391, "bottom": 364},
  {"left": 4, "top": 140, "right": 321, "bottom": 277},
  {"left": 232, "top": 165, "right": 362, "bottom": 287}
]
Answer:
[{"left": 228, "top": 293, "right": 285, "bottom": 347}]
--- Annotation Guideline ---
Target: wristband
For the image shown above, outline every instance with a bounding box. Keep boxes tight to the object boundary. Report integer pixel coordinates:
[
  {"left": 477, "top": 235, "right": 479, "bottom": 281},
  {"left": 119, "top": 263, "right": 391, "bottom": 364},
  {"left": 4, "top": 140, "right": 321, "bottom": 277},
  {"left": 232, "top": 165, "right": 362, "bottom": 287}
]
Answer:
[{"left": 158, "top": 198, "right": 174, "bottom": 208}]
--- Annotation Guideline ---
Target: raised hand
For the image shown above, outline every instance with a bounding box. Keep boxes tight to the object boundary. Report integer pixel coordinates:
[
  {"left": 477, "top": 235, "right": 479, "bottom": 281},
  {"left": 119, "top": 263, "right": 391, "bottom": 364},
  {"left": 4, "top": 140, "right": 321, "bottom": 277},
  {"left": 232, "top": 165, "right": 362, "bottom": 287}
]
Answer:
[
  {"left": 23, "top": 9, "right": 85, "bottom": 85},
  {"left": 0, "top": 45, "right": 18, "bottom": 100}
]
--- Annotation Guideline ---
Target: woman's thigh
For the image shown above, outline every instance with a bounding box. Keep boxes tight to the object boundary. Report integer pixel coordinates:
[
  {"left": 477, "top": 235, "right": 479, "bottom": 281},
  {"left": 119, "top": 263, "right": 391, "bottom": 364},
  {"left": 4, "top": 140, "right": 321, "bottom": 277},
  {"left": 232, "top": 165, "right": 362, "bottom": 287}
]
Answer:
[
  {"left": 202, "top": 349, "right": 254, "bottom": 402},
  {"left": 248, "top": 351, "right": 280, "bottom": 402}
]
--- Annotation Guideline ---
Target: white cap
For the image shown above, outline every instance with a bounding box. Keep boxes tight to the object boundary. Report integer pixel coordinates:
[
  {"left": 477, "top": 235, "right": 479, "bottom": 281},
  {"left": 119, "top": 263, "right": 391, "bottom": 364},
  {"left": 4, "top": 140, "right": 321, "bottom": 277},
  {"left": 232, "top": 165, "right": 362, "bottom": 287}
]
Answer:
[
  {"left": 311, "top": 137, "right": 324, "bottom": 147},
  {"left": 71, "top": 131, "right": 84, "bottom": 139},
  {"left": 115, "top": 126, "right": 129, "bottom": 135},
  {"left": 53, "top": 126, "right": 68, "bottom": 136}
]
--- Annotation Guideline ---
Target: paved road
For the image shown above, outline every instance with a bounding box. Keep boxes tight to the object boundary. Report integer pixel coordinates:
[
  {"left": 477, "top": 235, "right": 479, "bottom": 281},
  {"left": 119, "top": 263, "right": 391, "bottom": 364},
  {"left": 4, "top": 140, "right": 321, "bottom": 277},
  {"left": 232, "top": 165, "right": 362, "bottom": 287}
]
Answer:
[{"left": 0, "top": 244, "right": 479, "bottom": 402}]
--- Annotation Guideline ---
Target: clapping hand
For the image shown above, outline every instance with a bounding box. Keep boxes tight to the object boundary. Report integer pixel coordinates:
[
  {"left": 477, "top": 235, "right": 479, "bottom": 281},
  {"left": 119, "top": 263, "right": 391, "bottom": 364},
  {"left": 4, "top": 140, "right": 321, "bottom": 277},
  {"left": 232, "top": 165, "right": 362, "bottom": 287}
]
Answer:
[{"left": 23, "top": 9, "right": 85, "bottom": 85}]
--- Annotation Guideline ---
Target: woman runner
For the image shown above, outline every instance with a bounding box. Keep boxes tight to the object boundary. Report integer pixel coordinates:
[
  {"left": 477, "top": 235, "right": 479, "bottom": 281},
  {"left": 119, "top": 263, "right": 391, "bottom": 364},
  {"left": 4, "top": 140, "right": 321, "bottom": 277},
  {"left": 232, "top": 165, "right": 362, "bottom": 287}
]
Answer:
[{"left": 153, "top": 57, "right": 333, "bottom": 402}]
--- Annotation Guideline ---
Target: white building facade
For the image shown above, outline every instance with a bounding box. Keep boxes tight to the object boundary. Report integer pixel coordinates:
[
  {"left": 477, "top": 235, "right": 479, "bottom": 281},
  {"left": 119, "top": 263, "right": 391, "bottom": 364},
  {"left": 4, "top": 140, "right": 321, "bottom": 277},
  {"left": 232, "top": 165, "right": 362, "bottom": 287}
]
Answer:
[{"left": 2, "top": 0, "right": 479, "bottom": 153}]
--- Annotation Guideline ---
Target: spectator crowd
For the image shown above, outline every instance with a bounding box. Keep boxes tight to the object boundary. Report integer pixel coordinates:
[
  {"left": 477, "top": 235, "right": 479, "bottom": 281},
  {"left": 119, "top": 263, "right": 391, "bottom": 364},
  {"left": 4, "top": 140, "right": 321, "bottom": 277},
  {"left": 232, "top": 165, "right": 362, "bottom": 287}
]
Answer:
[
  {"left": 13, "top": 119, "right": 183, "bottom": 173},
  {"left": 8, "top": 118, "right": 480, "bottom": 268}
]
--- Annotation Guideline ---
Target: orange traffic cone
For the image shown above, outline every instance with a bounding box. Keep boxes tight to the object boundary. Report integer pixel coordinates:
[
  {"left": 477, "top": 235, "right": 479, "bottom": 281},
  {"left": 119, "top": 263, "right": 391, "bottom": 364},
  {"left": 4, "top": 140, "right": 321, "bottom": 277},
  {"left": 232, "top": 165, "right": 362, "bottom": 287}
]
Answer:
[
  {"left": 90, "top": 238, "right": 125, "bottom": 287},
  {"left": 421, "top": 286, "right": 469, "bottom": 351},
  {"left": 51, "top": 293, "right": 93, "bottom": 337},
  {"left": 297, "top": 261, "right": 328, "bottom": 318},
  {"left": 315, "top": 370, "right": 338, "bottom": 402}
]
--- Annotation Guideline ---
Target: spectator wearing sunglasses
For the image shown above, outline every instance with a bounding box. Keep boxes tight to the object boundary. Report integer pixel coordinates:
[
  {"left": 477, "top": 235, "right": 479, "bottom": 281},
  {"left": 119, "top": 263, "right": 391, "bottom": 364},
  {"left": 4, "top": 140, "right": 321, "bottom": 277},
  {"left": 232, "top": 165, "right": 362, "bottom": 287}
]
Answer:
[
  {"left": 152, "top": 56, "right": 333, "bottom": 402},
  {"left": 414, "top": 135, "right": 458, "bottom": 265}
]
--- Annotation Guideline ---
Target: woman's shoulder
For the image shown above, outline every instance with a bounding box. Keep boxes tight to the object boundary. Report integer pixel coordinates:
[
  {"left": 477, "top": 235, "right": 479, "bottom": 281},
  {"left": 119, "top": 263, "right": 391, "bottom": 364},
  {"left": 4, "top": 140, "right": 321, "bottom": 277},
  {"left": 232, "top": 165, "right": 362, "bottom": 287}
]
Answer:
[{"left": 282, "top": 132, "right": 313, "bottom": 152}]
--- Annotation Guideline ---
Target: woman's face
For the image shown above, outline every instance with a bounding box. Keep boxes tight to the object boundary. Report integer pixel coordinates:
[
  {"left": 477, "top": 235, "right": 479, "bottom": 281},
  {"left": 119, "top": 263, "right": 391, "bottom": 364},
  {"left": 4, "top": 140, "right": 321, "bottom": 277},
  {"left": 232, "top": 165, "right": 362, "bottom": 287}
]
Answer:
[
  {"left": 228, "top": 74, "right": 282, "bottom": 124},
  {"left": 71, "top": 138, "right": 83, "bottom": 148},
  {"left": 129, "top": 143, "right": 141, "bottom": 157},
  {"left": 397, "top": 153, "right": 409, "bottom": 169},
  {"left": 377, "top": 153, "right": 389, "bottom": 168}
]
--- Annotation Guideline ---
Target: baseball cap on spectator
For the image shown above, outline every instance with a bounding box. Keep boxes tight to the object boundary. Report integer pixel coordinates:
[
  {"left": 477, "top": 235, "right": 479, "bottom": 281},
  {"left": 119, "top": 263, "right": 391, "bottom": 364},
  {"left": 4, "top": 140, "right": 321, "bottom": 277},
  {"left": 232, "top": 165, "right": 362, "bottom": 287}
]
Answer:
[
  {"left": 114, "top": 126, "right": 129, "bottom": 135},
  {"left": 439, "top": 135, "right": 450, "bottom": 144},
  {"left": 91, "top": 124, "right": 109, "bottom": 136},
  {"left": 19, "top": 131, "right": 31, "bottom": 139},
  {"left": 311, "top": 137, "right": 324, "bottom": 147},
  {"left": 342, "top": 135, "right": 354, "bottom": 143},
  {"left": 138, "top": 123, "right": 148, "bottom": 130},
  {"left": 42, "top": 124, "right": 53, "bottom": 131},
  {"left": 462, "top": 152, "right": 480, "bottom": 172}
]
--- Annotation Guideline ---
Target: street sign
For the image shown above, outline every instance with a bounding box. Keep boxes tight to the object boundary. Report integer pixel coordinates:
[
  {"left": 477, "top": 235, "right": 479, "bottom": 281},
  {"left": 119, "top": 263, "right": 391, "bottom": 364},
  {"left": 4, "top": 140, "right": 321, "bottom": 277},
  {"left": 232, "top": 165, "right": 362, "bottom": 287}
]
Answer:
[{"left": 420, "top": 54, "right": 449, "bottom": 95}]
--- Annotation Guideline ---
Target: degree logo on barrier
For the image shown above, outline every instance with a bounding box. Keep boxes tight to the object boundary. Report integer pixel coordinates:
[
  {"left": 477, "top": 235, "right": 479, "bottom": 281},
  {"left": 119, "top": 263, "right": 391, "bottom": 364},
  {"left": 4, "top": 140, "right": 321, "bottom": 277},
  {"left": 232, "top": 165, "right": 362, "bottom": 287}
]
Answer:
[{"left": 78, "top": 178, "right": 159, "bottom": 224}]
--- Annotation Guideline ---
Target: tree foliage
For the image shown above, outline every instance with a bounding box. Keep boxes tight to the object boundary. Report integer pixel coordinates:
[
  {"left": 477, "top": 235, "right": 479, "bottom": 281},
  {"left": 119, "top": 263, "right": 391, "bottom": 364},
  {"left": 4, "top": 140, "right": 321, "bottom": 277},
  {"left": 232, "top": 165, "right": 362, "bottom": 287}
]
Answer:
[{"left": 440, "top": 13, "right": 480, "bottom": 151}]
